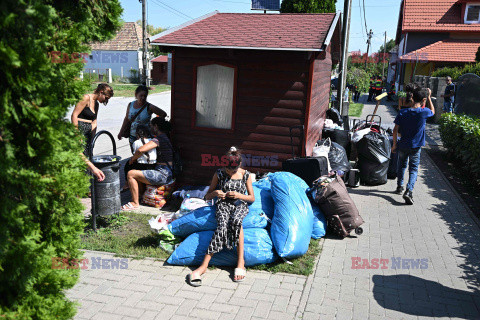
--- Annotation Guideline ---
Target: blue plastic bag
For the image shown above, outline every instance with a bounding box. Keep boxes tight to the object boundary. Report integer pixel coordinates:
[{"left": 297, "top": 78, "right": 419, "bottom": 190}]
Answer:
[
  {"left": 167, "top": 228, "right": 278, "bottom": 267},
  {"left": 311, "top": 201, "right": 327, "bottom": 239},
  {"left": 270, "top": 172, "right": 314, "bottom": 258},
  {"left": 168, "top": 202, "right": 268, "bottom": 237},
  {"left": 249, "top": 184, "right": 275, "bottom": 219}
]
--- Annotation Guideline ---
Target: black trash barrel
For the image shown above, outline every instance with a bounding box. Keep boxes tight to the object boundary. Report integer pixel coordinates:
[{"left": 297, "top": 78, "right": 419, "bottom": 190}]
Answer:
[
  {"left": 89, "top": 131, "right": 122, "bottom": 222},
  {"left": 91, "top": 154, "right": 121, "bottom": 216}
]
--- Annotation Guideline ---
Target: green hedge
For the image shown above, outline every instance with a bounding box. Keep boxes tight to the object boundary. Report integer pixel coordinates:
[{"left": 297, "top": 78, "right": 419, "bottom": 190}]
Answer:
[
  {"left": 0, "top": 1, "right": 122, "bottom": 319},
  {"left": 439, "top": 113, "right": 480, "bottom": 181},
  {"left": 432, "top": 62, "right": 480, "bottom": 81}
]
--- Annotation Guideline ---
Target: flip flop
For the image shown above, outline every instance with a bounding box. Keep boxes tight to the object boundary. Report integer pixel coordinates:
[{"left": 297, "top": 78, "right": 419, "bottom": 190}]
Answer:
[
  {"left": 187, "top": 273, "right": 202, "bottom": 287},
  {"left": 234, "top": 268, "right": 246, "bottom": 282},
  {"left": 121, "top": 202, "right": 139, "bottom": 211}
]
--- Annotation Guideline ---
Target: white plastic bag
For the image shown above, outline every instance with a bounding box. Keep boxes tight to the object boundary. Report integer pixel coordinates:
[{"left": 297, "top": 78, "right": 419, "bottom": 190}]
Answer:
[
  {"left": 351, "top": 128, "right": 371, "bottom": 143},
  {"left": 149, "top": 213, "right": 175, "bottom": 233},
  {"left": 313, "top": 138, "right": 332, "bottom": 172},
  {"left": 175, "top": 197, "right": 208, "bottom": 219}
]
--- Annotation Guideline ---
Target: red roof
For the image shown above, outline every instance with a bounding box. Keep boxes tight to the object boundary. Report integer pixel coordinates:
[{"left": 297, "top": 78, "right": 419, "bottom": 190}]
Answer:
[
  {"left": 399, "top": 38, "right": 480, "bottom": 62},
  {"left": 402, "top": 0, "right": 480, "bottom": 32},
  {"left": 151, "top": 55, "right": 168, "bottom": 63},
  {"left": 151, "top": 12, "right": 339, "bottom": 51}
]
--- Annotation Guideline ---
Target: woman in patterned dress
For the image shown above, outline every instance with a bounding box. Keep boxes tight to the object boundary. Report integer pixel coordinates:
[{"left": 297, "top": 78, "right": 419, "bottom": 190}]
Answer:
[{"left": 188, "top": 147, "right": 255, "bottom": 286}]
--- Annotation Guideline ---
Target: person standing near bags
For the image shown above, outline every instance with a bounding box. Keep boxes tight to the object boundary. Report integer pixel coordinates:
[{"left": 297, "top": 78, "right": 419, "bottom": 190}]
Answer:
[
  {"left": 392, "top": 87, "right": 434, "bottom": 204},
  {"left": 118, "top": 85, "right": 167, "bottom": 153}
]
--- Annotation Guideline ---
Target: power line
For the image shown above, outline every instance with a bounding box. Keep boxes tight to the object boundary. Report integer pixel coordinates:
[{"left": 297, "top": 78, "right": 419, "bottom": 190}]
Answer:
[
  {"left": 358, "top": 0, "right": 366, "bottom": 42},
  {"left": 362, "top": 0, "right": 368, "bottom": 37},
  {"left": 150, "top": 0, "right": 193, "bottom": 20}
]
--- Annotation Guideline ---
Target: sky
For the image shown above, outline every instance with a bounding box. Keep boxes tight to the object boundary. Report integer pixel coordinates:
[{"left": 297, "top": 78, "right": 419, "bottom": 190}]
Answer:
[{"left": 120, "top": 0, "right": 402, "bottom": 54}]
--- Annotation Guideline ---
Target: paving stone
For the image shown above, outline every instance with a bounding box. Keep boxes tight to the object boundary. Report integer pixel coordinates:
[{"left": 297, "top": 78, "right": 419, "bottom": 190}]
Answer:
[
  {"left": 252, "top": 300, "right": 273, "bottom": 318},
  {"left": 189, "top": 308, "right": 221, "bottom": 320},
  {"left": 155, "top": 304, "right": 179, "bottom": 319}
]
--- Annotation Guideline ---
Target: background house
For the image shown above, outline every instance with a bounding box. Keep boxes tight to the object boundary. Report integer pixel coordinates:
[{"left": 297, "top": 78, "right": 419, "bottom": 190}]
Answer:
[
  {"left": 394, "top": 0, "right": 480, "bottom": 87},
  {"left": 85, "top": 22, "right": 151, "bottom": 78},
  {"left": 151, "top": 55, "right": 169, "bottom": 84},
  {"left": 151, "top": 11, "right": 341, "bottom": 185}
]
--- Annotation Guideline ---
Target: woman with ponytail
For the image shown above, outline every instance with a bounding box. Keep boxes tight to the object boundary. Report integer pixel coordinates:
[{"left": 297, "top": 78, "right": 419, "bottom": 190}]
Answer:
[{"left": 187, "top": 146, "right": 255, "bottom": 287}]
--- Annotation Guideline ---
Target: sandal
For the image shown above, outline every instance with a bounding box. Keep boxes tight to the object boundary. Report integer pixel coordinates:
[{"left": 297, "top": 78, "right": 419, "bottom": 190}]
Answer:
[
  {"left": 187, "top": 273, "right": 202, "bottom": 287},
  {"left": 234, "top": 268, "right": 246, "bottom": 282},
  {"left": 121, "top": 202, "right": 139, "bottom": 211}
]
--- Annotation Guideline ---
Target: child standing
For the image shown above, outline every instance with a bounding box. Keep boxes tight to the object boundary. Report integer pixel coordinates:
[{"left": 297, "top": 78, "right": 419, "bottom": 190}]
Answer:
[
  {"left": 392, "top": 87, "right": 434, "bottom": 204},
  {"left": 187, "top": 147, "right": 255, "bottom": 286}
]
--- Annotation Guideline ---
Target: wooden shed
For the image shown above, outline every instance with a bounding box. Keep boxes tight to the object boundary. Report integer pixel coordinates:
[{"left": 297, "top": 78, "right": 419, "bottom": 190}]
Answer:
[
  {"left": 151, "top": 11, "right": 341, "bottom": 185},
  {"left": 151, "top": 55, "right": 168, "bottom": 84}
]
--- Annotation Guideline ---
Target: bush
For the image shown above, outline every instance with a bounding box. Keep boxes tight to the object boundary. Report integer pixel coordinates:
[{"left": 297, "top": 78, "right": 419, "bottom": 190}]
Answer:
[
  {"left": 439, "top": 113, "right": 480, "bottom": 182},
  {"left": 0, "top": 1, "right": 122, "bottom": 319},
  {"left": 432, "top": 62, "right": 480, "bottom": 81}
]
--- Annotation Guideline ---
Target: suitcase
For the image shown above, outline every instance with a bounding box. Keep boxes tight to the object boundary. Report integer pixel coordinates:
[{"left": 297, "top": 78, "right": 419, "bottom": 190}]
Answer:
[
  {"left": 312, "top": 174, "right": 364, "bottom": 237},
  {"left": 387, "top": 136, "right": 399, "bottom": 179},
  {"left": 282, "top": 125, "right": 329, "bottom": 187}
]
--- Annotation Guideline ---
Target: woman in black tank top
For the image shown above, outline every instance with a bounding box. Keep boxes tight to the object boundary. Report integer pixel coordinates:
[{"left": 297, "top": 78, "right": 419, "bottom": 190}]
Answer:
[{"left": 71, "top": 83, "right": 113, "bottom": 157}]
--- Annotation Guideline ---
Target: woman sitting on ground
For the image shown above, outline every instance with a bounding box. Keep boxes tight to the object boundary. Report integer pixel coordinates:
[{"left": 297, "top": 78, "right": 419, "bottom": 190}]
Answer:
[
  {"left": 121, "top": 117, "right": 173, "bottom": 210},
  {"left": 188, "top": 147, "right": 255, "bottom": 287}
]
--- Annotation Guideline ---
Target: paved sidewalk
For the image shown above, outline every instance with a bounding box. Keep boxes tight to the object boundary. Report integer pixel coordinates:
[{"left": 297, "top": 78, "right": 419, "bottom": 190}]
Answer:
[{"left": 68, "top": 97, "right": 480, "bottom": 319}]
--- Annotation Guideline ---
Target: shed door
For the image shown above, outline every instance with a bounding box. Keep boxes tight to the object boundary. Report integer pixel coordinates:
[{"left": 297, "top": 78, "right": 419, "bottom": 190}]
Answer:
[{"left": 195, "top": 64, "right": 235, "bottom": 130}]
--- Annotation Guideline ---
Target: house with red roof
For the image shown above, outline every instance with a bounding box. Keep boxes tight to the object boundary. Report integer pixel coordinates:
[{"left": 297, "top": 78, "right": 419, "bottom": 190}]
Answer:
[
  {"left": 394, "top": 0, "right": 480, "bottom": 86},
  {"left": 151, "top": 55, "right": 170, "bottom": 84},
  {"left": 150, "top": 11, "right": 341, "bottom": 184}
]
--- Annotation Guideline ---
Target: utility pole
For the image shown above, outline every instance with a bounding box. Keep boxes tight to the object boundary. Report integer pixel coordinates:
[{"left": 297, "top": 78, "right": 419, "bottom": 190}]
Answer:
[
  {"left": 140, "top": 0, "right": 148, "bottom": 85},
  {"left": 338, "top": 0, "right": 353, "bottom": 116},
  {"left": 382, "top": 31, "right": 387, "bottom": 80},
  {"left": 365, "top": 29, "right": 373, "bottom": 69}
]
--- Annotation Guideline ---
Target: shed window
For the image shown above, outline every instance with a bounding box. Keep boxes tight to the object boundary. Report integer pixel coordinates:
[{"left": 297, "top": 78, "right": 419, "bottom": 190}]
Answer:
[
  {"left": 465, "top": 4, "right": 480, "bottom": 23},
  {"left": 195, "top": 64, "right": 235, "bottom": 130}
]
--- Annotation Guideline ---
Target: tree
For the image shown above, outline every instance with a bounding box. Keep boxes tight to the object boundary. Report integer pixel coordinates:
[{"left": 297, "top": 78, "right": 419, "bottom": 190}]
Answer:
[
  {"left": 347, "top": 67, "right": 370, "bottom": 93},
  {"left": 280, "top": 0, "right": 336, "bottom": 13},
  {"left": 135, "top": 20, "right": 167, "bottom": 59},
  {"left": 475, "top": 46, "right": 480, "bottom": 63},
  {"left": 378, "top": 39, "right": 396, "bottom": 55},
  {"left": 0, "top": 1, "right": 122, "bottom": 319}
]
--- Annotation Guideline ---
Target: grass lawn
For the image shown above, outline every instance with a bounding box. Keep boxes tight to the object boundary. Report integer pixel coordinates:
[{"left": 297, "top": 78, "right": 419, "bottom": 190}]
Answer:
[
  {"left": 348, "top": 102, "right": 364, "bottom": 117},
  {"left": 89, "top": 83, "right": 171, "bottom": 97},
  {"left": 81, "top": 212, "right": 170, "bottom": 260},
  {"left": 81, "top": 212, "right": 324, "bottom": 276}
]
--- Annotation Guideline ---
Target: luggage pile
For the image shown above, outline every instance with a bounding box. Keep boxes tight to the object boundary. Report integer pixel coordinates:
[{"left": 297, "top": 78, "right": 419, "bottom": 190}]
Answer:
[{"left": 167, "top": 172, "right": 328, "bottom": 266}]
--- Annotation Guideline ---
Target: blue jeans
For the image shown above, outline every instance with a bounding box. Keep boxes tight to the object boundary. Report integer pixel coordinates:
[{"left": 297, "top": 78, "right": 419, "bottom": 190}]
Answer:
[
  {"left": 397, "top": 147, "right": 421, "bottom": 191},
  {"left": 443, "top": 101, "right": 454, "bottom": 113}
]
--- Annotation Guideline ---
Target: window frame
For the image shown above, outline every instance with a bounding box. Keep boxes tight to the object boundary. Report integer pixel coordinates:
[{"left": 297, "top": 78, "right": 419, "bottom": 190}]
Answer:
[
  {"left": 191, "top": 62, "right": 238, "bottom": 133},
  {"left": 464, "top": 3, "right": 480, "bottom": 24}
]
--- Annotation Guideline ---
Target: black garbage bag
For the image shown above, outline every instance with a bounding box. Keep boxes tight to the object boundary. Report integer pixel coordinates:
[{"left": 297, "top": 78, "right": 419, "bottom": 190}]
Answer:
[
  {"left": 326, "top": 108, "right": 343, "bottom": 126},
  {"left": 319, "top": 140, "right": 351, "bottom": 172},
  {"left": 356, "top": 131, "right": 391, "bottom": 185}
]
